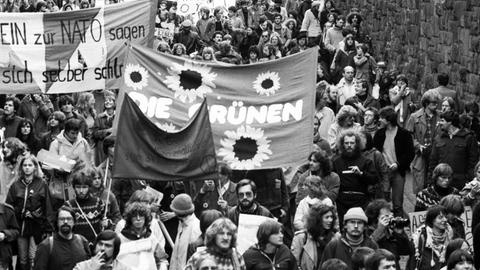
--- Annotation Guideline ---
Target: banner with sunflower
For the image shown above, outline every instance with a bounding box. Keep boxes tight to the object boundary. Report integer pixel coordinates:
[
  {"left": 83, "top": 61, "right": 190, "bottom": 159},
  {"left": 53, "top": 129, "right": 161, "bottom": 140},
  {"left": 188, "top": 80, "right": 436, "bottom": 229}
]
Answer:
[{"left": 120, "top": 43, "right": 317, "bottom": 170}]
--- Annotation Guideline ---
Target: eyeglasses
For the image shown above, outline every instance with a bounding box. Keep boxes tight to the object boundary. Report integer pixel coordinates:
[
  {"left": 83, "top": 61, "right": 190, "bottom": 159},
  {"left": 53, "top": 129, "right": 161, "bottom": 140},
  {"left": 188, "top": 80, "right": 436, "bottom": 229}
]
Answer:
[
  {"left": 200, "top": 267, "right": 218, "bottom": 270},
  {"left": 58, "top": 217, "right": 74, "bottom": 222},
  {"left": 238, "top": 191, "right": 253, "bottom": 198}
]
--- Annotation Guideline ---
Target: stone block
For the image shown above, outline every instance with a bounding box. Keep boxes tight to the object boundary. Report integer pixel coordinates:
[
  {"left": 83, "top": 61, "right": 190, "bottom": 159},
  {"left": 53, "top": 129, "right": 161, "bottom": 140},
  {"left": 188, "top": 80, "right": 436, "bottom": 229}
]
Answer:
[{"left": 453, "top": 1, "right": 467, "bottom": 20}]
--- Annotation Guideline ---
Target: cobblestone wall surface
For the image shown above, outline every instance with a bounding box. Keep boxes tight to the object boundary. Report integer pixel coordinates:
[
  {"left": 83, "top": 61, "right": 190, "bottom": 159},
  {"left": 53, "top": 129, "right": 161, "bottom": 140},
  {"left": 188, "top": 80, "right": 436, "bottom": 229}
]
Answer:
[{"left": 336, "top": 0, "right": 480, "bottom": 98}]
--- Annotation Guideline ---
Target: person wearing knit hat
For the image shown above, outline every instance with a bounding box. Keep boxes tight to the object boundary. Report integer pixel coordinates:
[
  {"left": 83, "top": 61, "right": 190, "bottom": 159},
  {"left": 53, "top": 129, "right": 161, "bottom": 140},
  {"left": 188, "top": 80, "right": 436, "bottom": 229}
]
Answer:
[
  {"left": 343, "top": 207, "right": 368, "bottom": 223},
  {"left": 170, "top": 193, "right": 201, "bottom": 270},
  {"left": 320, "top": 207, "right": 378, "bottom": 269}
]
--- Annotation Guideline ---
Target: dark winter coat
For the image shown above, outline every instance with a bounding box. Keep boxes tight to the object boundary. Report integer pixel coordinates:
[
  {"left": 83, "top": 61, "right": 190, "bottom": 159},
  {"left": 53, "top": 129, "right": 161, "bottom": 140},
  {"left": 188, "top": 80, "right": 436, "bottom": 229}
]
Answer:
[
  {"left": 243, "top": 244, "right": 297, "bottom": 270},
  {"left": 373, "top": 126, "right": 415, "bottom": 177}
]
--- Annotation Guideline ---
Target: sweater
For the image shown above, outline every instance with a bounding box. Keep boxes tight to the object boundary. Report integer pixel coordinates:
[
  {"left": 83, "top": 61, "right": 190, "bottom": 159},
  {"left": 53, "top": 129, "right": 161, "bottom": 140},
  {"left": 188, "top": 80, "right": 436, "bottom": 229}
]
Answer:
[
  {"left": 33, "top": 233, "right": 91, "bottom": 270},
  {"left": 64, "top": 194, "right": 105, "bottom": 243},
  {"left": 185, "top": 247, "right": 246, "bottom": 270}
]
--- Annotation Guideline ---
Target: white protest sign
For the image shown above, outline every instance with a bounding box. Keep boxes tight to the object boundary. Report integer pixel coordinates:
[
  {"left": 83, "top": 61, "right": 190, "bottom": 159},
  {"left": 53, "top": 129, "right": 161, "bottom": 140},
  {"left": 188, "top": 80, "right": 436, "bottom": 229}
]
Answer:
[
  {"left": 237, "top": 214, "right": 276, "bottom": 254},
  {"left": 409, "top": 206, "right": 473, "bottom": 246}
]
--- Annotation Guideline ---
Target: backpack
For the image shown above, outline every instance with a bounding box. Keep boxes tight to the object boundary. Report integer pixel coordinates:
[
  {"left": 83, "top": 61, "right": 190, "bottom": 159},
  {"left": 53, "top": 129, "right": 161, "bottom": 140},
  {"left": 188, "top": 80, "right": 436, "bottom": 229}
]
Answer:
[{"left": 48, "top": 234, "right": 91, "bottom": 256}]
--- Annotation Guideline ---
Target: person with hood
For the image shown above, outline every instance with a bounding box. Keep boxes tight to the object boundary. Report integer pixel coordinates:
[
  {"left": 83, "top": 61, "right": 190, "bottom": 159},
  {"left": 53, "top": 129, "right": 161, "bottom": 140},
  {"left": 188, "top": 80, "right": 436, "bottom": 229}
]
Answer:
[
  {"left": 300, "top": 1, "right": 322, "bottom": 47},
  {"left": 243, "top": 220, "right": 297, "bottom": 270},
  {"left": 185, "top": 218, "right": 245, "bottom": 270}
]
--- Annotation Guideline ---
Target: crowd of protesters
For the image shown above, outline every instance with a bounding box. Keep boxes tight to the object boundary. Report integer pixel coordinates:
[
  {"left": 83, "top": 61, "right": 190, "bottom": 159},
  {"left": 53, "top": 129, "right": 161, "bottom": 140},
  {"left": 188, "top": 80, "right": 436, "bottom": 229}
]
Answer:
[{"left": 0, "top": 0, "right": 480, "bottom": 270}]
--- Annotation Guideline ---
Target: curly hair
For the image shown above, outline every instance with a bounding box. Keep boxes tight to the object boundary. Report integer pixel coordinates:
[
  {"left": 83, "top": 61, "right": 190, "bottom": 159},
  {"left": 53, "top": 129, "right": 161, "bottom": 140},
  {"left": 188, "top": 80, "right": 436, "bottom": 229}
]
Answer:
[
  {"left": 172, "top": 43, "right": 187, "bottom": 56},
  {"left": 305, "top": 204, "right": 336, "bottom": 239},
  {"left": 421, "top": 90, "right": 442, "bottom": 108},
  {"left": 336, "top": 105, "right": 357, "bottom": 127},
  {"left": 204, "top": 217, "right": 237, "bottom": 249},
  {"left": 336, "top": 130, "right": 365, "bottom": 153},
  {"left": 365, "top": 199, "right": 391, "bottom": 227},
  {"left": 2, "top": 137, "right": 26, "bottom": 161},
  {"left": 124, "top": 201, "right": 152, "bottom": 229},
  {"left": 71, "top": 166, "right": 96, "bottom": 187}
]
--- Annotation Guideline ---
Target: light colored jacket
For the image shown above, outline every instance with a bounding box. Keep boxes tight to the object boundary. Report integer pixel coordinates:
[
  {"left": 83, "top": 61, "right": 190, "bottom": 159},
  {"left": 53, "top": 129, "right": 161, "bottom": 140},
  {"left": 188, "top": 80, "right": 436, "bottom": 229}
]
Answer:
[
  {"left": 49, "top": 130, "right": 92, "bottom": 163},
  {"left": 300, "top": 9, "right": 321, "bottom": 37},
  {"left": 294, "top": 196, "right": 333, "bottom": 230}
]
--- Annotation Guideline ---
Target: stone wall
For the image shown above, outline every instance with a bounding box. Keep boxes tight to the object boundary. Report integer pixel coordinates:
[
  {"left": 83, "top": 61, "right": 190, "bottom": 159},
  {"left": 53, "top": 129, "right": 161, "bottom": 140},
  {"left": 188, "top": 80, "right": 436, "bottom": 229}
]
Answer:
[{"left": 335, "top": 0, "right": 480, "bottom": 99}]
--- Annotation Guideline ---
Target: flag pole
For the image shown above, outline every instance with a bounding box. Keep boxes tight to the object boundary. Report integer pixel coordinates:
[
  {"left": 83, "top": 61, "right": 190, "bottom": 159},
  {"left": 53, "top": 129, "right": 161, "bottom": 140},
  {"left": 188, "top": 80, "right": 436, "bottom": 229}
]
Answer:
[
  {"left": 103, "top": 158, "right": 111, "bottom": 220},
  {"left": 158, "top": 219, "right": 174, "bottom": 248}
]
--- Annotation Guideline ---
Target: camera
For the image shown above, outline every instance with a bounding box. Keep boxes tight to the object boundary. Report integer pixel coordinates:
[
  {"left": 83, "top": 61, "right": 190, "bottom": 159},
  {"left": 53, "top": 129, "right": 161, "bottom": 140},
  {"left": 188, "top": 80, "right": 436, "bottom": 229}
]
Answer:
[{"left": 389, "top": 217, "right": 409, "bottom": 228}]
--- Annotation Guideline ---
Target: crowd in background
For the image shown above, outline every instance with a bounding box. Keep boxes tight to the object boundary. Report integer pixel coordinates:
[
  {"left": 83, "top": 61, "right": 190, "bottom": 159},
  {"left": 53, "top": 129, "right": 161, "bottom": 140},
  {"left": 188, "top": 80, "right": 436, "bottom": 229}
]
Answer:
[{"left": 0, "top": 0, "right": 480, "bottom": 270}]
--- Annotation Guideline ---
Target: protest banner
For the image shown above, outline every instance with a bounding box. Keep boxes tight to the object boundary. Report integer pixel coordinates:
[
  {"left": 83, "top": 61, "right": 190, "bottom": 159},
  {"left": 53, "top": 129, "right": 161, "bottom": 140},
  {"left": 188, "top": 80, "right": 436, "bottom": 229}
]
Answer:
[
  {"left": 409, "top": 206, "right": 473, "bottom": 246},
  {"left": 237, "top": 214, "right": 275, "bottom": 255},
  {"left": 113, "top": 95, "right": 217, "bottom": 181},
  {"left": 0, "top": 0, "right": 156, "bottom": 94},
  {"left": 117, "top": 43, "right": 316, "bottom": 170}
]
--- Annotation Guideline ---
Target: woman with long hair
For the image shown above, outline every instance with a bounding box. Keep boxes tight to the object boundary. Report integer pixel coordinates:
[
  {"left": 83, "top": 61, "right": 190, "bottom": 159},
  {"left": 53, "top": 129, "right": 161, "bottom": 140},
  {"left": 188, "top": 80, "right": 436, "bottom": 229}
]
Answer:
[
  {"left": 295, "top": 151, "right": 340, "bottom": 206},
  {"left": 39, "top": 111, "right": 66, "bottom": 151},
  {"left": 15, "top": 119, "right": 40, "bottom": 155},
  {"left": 6, "top": 155, "right": 50, "bottom": 270},
  {"left": 75, "top": 92, "right": 96, "bottom": 145},
  {"left": 92, "top": 93, "right": 115, "bottom": 165},
  {"left": 291, "top": 204, "right": 337, "bottom": 270},
  {"left": 294, "top": 176, "right": 333, "bottom": 230}
]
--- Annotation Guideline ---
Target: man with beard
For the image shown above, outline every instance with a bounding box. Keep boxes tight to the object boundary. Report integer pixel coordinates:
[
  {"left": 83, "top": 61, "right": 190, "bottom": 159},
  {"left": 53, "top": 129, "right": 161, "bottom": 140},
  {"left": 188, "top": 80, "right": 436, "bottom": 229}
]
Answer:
[
  {"left": 0, "top": 138, "right": 26, "bottom": 202},
  {"left": 34, "top": 206, "right": 91, "bottom": 270},
  {"left": 373, "top": 107, "right": 414, "bottom": 217},
  {"left": 0, "top": 96, "right": 24, "bottom": 139},
  {"left": 332, "top": 130, "right": 376, "bottom": 224},
  {"left": 185, "top": 218, "right": 245, "bottom": 270},
  {"left": 73, "top": 230, "right": 130, "bottom": 270},
  {"left": 64, "top": 167, "right": 107, "bottom": 243},
  {"left": 429, "top": 111, "right": 479, "bottom": 190},
  {"left": 320, "top": 207, "right": 378, "bottom": 269},
  {"left": 227, "top": 179, "right": 273, "bottom": 226}
]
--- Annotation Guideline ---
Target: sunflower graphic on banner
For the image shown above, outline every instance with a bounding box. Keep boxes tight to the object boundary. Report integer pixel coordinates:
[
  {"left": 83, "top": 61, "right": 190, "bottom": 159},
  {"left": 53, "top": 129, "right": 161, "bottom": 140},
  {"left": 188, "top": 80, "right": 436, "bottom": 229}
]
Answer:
[{"left": 118, "top": 43, "right": 316, "bottom": 170}]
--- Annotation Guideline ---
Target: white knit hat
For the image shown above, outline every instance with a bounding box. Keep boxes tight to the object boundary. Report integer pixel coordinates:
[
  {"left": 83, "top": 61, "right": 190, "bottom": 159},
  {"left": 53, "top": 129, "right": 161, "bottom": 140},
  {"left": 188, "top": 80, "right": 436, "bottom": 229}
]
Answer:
[{"left": 344, "top": 207, "right": 368, "bottom": 223}]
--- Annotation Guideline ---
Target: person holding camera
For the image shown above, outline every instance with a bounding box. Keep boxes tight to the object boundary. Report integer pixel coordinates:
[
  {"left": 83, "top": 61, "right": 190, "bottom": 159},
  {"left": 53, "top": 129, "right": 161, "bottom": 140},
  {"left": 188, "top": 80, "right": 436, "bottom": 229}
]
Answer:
[{"left": 365, "top": 199, "right": 414, "bottom": 269}]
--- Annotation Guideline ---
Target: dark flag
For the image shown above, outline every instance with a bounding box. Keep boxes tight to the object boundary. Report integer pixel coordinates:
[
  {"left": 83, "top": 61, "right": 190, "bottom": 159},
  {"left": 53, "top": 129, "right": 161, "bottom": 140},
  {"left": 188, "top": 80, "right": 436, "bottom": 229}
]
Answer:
[{"left": 112, "top": 94, "right": 217, "bottom": 181}]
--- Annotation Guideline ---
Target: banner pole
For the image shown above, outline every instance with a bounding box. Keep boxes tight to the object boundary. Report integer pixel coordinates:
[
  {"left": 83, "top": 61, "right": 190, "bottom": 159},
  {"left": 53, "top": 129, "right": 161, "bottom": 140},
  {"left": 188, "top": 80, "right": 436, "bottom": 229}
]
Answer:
[
  {"left": 158, "top": 219, "right": 174, "bottom": 248},
  {"left": 103, "top": 158, "right": 111, "bottom": 220}
]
